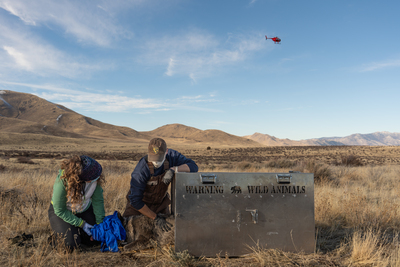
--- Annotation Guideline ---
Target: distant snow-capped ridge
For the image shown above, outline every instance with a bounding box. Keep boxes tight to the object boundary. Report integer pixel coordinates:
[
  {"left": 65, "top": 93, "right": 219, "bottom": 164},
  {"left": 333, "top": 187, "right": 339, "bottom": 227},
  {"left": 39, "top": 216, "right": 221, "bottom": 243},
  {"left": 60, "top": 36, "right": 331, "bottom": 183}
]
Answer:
[
  {"left": 245, "top": 132, "right": 400, "bottom": 146},
  {"left": 306, "top": 132, "right": 400, "bottom": 146}
]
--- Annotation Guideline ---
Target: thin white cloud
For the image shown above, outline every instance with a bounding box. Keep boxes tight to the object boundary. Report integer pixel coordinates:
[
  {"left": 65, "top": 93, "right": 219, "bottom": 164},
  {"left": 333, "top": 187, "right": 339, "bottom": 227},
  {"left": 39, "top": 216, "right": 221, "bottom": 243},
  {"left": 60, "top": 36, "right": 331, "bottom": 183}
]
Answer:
[
  {"left": 276, "top": 107, "right": 294, "bottom": 111},
  {"left": 178, "top": 95, "right": 203, "bottom": 100},
  {"left": 189, "top": 73, "right": 197, "bottom": 83},
  {"left": 0, "top": 81, "right": 81, "bottom": 93},
  {"left": 136, "top": 111, "right": 152, "bottom": 115},
  {"left": 37, "top": 90, "right": 165, "bottom": 112},
  {"left": 166, "top": 58, "right": 175, "bottom": 76},
  {"left": 240, "top": 100, "right": 260, "bottom": 105},
  {"left": 0, "top": 81, "right": 163, "bottom": 111},
  {"left": 0, "top": 0, "right": 135, "bottom": 47},
  {"left": 3, "top": 46, "right": 31, "bottom": 70},
  {"left": 97, "top": 5, "right": 108, "bottom": 13},
  {"left": 139, "top": 30, "right": 267, "bottom": 80},
  {"left": 0, "top": 80, "right": 221, "bottom": 113},
  {"left": 0, "top": 1, "right": 36, "bottom": 25},
  {"left": 209, "top": 91, "right": 217, "bottom": 97},
  {"left": 359, "top": 59, "right": 400, "bottom": 72},
  {"left": 176, "top": 94, "right": 218, "bottom": 103},
  {"left": 0, "top": 21, "right": 108, "bottom": 78}
]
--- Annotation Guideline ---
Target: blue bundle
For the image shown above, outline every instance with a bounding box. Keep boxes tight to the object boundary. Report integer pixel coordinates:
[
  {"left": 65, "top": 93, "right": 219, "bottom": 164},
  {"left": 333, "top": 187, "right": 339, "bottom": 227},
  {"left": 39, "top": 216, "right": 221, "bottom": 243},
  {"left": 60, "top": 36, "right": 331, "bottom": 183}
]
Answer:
[{"left": 91, "top": 211, "right": 126, "bottom": 252}]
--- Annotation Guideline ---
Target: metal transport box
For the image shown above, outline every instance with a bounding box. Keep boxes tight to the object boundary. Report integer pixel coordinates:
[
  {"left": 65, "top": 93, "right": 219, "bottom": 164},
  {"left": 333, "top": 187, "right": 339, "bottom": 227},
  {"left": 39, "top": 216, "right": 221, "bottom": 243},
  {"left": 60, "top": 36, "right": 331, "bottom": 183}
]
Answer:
[{"left": 174, "top": 172, "right": 314, "bottom": 257}]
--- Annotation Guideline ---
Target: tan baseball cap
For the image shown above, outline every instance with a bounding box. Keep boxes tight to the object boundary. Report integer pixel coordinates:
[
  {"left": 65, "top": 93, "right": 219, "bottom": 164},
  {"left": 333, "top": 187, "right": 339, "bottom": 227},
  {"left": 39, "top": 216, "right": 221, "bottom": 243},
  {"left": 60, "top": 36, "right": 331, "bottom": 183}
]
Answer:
[{"left": 148, "top": 138, "right": 167, "bottom": 161}]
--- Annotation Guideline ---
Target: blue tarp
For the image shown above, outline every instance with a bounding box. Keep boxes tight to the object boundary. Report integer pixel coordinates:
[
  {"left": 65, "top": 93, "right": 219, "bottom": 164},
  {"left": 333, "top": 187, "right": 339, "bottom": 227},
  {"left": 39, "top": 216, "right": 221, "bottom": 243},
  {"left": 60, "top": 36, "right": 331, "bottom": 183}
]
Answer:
[{"left": 91, "top": 211, "right": 126, "bottom": 252}]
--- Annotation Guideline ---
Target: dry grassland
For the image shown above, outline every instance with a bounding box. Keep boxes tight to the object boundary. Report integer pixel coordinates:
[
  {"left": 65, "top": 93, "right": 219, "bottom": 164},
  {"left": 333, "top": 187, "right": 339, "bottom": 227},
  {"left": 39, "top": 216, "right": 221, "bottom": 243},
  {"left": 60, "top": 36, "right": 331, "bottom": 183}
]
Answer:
[{"left": 1, "top": 146, "right": 400, "bottom": 266}]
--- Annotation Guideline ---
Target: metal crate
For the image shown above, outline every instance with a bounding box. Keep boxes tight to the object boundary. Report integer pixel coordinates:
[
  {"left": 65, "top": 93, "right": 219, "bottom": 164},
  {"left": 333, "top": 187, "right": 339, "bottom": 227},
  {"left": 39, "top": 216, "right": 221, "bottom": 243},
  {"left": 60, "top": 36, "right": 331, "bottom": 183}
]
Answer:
[{"left": 173, "top": 172, "right": 314, "bottom": 257}]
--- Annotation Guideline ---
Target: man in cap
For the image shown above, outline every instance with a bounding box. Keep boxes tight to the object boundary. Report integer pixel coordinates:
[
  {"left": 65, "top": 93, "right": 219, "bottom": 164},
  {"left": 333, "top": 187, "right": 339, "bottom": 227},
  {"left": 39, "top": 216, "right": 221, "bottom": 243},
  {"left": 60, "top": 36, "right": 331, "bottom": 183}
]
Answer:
[{"left": 123, "top": 138, "right": 198, "bottom": 232}]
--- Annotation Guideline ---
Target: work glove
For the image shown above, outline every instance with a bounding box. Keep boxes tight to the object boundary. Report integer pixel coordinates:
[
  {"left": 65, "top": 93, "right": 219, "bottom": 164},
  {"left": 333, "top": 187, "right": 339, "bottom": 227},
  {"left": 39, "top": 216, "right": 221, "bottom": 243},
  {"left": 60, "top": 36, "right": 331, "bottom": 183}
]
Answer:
[
  {"left": 162, "top": 169, "right": 175, "bottom": 185},
  {"left": 154, "top": 214, "right": 172, "bottom": 232},
  {"left": 82, "top": 222, "right": 94, "bottom": 236}
]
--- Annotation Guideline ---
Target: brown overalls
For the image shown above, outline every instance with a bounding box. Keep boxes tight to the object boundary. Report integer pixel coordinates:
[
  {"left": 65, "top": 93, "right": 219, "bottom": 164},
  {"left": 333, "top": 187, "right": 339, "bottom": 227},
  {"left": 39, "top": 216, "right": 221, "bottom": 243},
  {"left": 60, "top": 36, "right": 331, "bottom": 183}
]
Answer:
[{"left": 122, "top": 157, "right": 171, "bottom": 217}]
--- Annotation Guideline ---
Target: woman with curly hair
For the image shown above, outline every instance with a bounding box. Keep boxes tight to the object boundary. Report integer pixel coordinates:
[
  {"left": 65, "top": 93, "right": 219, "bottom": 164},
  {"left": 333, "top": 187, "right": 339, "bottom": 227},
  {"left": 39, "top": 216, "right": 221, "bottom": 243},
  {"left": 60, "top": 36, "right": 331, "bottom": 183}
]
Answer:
[{"left": 48, "top": 155, "right": 105, "bottom": 250}]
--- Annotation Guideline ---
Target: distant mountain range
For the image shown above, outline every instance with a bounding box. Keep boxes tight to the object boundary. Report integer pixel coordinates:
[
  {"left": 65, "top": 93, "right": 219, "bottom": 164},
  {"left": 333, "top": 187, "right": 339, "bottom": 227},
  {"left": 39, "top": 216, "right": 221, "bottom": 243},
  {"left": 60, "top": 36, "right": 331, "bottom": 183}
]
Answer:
[
  {"left": 244, "top": 132, "right": 400, "bottom": 146},
  {"left": 1, "top": 90, "right": 399, "bottom": 146},
  {"left": 304, "top": 132, "right": 400, "bottom": 146}
]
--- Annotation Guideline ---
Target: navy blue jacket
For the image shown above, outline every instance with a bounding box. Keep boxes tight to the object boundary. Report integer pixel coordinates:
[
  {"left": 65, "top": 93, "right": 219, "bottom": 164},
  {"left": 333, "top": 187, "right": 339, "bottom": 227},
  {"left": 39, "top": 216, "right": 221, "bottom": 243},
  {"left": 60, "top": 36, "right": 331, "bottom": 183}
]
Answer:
[{"left": 128, "top": 149, "right": 198, "bottom": 210}]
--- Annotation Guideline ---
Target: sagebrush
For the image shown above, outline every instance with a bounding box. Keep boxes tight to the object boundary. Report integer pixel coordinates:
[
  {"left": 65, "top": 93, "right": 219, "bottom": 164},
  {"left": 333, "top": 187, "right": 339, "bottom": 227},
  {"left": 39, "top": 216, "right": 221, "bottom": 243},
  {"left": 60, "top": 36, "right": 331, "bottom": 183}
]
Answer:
[{"left": 1, "top": 158, "right": 400, "bottom": 266}]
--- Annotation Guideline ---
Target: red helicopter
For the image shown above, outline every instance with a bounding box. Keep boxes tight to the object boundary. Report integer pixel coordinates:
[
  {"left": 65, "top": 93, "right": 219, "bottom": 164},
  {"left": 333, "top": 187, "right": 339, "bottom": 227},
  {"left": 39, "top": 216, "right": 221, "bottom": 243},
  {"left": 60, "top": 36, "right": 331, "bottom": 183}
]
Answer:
[{"left": 265, "top": 35, "right": 281, "bottom": 44}]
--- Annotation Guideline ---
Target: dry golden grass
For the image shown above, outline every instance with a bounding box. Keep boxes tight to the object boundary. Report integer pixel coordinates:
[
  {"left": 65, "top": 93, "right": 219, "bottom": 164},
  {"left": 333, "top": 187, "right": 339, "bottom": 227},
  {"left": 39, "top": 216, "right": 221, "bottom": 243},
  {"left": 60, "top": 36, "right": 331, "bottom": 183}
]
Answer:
[{"left": 1, "top": 154, "right": 400, "bottom": 266}]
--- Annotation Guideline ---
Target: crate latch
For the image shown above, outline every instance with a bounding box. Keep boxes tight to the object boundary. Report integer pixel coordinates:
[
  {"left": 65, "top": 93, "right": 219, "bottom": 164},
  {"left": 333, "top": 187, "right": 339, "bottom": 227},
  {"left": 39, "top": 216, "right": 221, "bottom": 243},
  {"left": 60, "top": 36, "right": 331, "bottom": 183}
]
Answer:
[
  {"left": 276, "top": 174, "right": 292, "bottom": 184},
  {"left": 200, "top": 174, "right": 217, "bottom": 184},
  {"left": 245, "top": 209, "right": 258, "bottom": 224}
]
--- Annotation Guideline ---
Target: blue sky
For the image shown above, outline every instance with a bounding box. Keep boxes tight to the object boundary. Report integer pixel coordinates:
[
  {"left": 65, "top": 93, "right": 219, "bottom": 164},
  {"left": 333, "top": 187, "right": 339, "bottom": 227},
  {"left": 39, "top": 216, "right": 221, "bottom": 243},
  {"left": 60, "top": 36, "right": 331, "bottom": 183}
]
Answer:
[{"left": 0, "top": 0, "right": 399, "bottom": 140}]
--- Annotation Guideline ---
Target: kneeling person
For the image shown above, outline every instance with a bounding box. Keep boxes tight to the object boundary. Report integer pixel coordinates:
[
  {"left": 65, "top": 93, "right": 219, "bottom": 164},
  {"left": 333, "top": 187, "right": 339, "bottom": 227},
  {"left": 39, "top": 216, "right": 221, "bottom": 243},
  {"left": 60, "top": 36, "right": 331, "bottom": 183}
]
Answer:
[
  {"left": 48, "top": 155, "right": 105, "bottom": 251},
  {"left": 123, "top": 138, "right": 198, "bottom": 231}
]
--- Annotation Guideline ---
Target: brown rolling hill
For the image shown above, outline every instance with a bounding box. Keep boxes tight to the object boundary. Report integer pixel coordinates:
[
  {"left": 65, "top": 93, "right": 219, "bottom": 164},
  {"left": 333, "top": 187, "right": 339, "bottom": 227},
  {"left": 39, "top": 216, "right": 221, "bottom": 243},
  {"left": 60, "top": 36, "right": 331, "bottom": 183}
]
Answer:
[
  {"left": 243, "top": 132, "right": 308, "bottom": 146},
  {"left": 0, "top": 116, "right": 85, "bottom": 138},
  {"left": 0, "top": 90, "right": 148, "bottom": 141},
  {"left": 144, "top": 124, "right": 260, "bottom": 146},
  {"left": 0, "top": 90, "right": 260, "bottom": 147},
  {"left": 2, "top": 90, "right": 399, "bottom": 147}
]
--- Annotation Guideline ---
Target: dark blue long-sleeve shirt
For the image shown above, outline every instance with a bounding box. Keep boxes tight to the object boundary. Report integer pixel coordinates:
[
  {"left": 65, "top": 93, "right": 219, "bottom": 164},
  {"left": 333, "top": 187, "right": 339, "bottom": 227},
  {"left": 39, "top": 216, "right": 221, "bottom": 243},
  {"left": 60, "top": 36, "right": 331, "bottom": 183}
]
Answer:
[{"left": 128, "top": 149, "right": 198, "bottom": 210}]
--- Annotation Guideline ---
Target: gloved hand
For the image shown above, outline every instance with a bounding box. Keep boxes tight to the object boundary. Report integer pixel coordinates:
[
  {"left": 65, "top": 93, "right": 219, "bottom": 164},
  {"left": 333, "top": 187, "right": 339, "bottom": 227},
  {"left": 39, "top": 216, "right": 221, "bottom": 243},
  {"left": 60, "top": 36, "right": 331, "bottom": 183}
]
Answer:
[
  {"left": 82, "top": 222, "right": 94, "bottom": 236},
  {"left": 162, "top": 169, "right": 175, "bottom": 185},
  {"left": 154, "top": 214, "right": 172, "bottom": 232}
]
